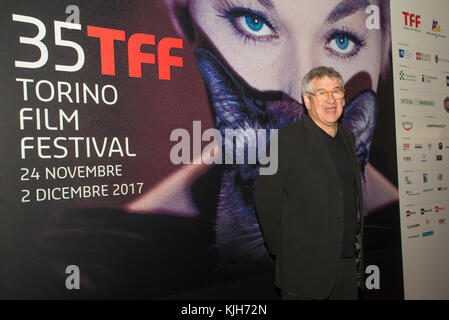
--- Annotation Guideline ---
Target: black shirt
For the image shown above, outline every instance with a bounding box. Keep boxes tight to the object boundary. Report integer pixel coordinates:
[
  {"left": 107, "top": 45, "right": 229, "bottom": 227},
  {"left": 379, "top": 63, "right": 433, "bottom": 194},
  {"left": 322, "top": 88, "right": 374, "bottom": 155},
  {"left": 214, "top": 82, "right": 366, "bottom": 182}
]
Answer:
[{"left": 319, "top": 126, "right": 358, "bottom": 258}]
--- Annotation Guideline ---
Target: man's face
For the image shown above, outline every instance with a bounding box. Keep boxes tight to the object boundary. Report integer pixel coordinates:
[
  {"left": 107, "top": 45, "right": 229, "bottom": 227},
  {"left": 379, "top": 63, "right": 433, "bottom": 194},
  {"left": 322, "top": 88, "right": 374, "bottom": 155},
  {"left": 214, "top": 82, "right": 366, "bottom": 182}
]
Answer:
[{"left": 303, "top": 76, "right": 345, "bottom": 130}]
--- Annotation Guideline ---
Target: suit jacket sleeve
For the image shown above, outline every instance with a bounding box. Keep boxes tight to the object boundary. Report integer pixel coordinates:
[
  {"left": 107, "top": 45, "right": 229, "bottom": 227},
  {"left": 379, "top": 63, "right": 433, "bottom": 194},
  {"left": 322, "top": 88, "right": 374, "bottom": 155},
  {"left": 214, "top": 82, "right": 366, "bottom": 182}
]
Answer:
[
  {"left": 347, "top": 129, "right": 361, "bottom": 171},
  {"left": 253, "top": 129, "right": 288, "bottom": 255}
]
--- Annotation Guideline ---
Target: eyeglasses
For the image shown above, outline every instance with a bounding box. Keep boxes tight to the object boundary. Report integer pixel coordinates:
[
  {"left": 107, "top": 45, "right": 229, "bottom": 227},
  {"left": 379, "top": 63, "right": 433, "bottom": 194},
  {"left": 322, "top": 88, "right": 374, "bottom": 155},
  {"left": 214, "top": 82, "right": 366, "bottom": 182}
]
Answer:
[{"left": 307, "top": 88, "right": 345, "bottom": 101}]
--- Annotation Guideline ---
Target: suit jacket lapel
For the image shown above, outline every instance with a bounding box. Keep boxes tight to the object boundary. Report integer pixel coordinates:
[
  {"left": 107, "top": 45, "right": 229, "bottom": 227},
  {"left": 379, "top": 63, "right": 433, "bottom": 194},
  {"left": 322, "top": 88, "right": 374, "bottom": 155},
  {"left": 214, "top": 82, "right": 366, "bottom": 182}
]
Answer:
[
  {"left": 339, "top": 124, "right": 362, "bottom": 189},
  {"left": 339, "top": 123, "right": 364, "bottom": 232}
]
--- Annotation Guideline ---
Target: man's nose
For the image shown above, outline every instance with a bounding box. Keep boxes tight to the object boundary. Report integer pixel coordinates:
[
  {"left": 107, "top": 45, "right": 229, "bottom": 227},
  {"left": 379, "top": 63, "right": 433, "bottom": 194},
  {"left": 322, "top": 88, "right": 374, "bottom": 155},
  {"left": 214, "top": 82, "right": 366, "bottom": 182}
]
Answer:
[{"left": 325, "top": 91, "right": 337, "bottom": 103}]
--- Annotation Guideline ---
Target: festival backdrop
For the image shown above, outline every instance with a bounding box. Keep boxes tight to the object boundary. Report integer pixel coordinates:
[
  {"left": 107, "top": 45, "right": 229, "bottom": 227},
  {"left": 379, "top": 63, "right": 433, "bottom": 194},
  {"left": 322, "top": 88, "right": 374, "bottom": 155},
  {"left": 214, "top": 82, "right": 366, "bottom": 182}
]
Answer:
[
  {"left": 0, "top": 0, "right": 404, "bottom": 299},
  {"left": 391, "top": 0, "right": 449, "bottom": 300}
]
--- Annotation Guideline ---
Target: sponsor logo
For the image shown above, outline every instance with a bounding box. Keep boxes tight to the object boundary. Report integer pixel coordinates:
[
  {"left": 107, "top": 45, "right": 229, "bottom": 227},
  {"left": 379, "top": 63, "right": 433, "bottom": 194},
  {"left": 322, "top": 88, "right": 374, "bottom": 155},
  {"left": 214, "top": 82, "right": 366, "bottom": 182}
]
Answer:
[
  {"left": 406, "top": 209, "right": 417, "bottom": 217},
  {"left": 437, "top": 173, "right": 443, "bottom": 181},
  {"left": 439, "top": 218, "right": 446, "bottom": 224},
  {"left": 427, "top": 19, "right": 446, "bottom": 38},
  {"left": 399, "top": 48, "right": 411, "bottom": 59},
  {"left": 427, "top": 123, "right": 446, "bottom": 128},
  {"left": 407, "top": 224, "right": 420, "bottom": 229},
  {"left": 401, "top": 98, "right": 413, "bottom": 105},
  {"left": 416, "top": 51, "right": 431, "bottom": 61},
  {"left": 405, "top": 176, "right": 413, "bottom": 184},
  {"left": 419, "top": 99, "right": 435, "bottom": 106},
  {"left": 436, "top": 56, "right": 449, "bottom": 64},
  {"left": 406, "top": 190, "right": 420, "bottom": 196},
  {"left": 402, "top": 11, "right": 421, "bottom": 29},
  {"left": 446, "top": 76, "right": 449, "bottom": 87},
  {"left": 425, "top": 219, "right": 430, "bottom": 224},
  {"left": 444, "top": 97, "right": 449, "bottom": 113},
  {"left": 403, "top": 143, "right": 410, "bottom": 150},
  {"left": 422, "top": 74, "right": 438, "bottom": 83},
  {"left": 408, "top": 234, "right": 420, "bottom": 239},
  {"left": 402, "top": 121, "right": 413, "bottom": 130},
  {"left": 438, "top": 142, "right": 443, "bottom": 150},
  {"left": 399, "top": 70, "right": 416, "bottom": 81},
  {"left": 422, "top": 188, "right": 434, "bottom": 193},
  {"left": 427, "top": 142, "right": 432, "bottom": 150},
  {"left": 436, "top": 155, "right": 443, "bottom": 161},
  {"left": 437, "top": 186, "right": 448, "bottom": 191},
  {"left": 423, "top": 173, "right": 428, "bottom": 183},
  {"left": 432, "top": 20, "right": 441, "bottom": 32},
  {"left": 414, "top": 143, "right": 423, "bottom": 149},
  {"left": 400, "top": 98, "right": 435, "bottom": 106},
  {"left": 435, "top": 206, "right": 446, "bottom": 213},
  {"left": 421, "top": 154, "right": 427, "bottom": 163},
  {"left": 403, "top": 156, "right": 412, "bottom": 162},
  {"left": 421, "top": 207, "right": 432, "bottom": 214},
  {"left": 422, "top": 231, "right": 434, "bottom": 237}
]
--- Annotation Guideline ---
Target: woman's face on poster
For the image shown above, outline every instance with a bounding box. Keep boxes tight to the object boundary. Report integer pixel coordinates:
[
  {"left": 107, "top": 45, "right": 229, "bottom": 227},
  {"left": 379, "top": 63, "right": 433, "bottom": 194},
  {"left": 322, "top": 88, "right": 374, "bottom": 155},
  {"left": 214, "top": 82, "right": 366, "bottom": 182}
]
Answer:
[{"left": 188, "top": 0, "right": 388, "bottom": 102}]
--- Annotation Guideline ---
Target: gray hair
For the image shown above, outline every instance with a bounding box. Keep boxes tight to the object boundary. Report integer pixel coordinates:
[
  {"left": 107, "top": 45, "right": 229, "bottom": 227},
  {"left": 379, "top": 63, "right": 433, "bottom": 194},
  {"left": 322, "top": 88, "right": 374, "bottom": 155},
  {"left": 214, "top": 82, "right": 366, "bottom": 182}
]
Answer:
[{"left": 301, "top": 66, "right": 344, "bottom": 96}]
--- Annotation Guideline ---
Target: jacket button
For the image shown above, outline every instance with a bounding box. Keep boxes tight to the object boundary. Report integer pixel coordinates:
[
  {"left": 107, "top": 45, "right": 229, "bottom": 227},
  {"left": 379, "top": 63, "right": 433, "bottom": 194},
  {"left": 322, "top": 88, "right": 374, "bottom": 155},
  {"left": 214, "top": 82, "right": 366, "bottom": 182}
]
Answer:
[{"left": 338, "top": 190, "right": 343, "bottom": 196}]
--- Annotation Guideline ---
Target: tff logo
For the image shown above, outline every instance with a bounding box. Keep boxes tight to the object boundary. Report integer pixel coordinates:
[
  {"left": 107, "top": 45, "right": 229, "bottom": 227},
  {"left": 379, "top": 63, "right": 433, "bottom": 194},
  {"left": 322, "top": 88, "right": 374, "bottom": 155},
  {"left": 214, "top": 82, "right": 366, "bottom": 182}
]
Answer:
[{"left": 402, "top": 11, "right": 421, "bottom": 28}]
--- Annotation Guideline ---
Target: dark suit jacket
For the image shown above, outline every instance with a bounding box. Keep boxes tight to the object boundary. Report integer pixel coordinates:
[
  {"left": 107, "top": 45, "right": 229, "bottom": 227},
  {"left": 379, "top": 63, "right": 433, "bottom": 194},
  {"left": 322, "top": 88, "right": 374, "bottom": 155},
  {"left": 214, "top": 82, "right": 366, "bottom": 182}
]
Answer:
[{"left": 253, "top": 115, "right": 365, "bottom": 299}]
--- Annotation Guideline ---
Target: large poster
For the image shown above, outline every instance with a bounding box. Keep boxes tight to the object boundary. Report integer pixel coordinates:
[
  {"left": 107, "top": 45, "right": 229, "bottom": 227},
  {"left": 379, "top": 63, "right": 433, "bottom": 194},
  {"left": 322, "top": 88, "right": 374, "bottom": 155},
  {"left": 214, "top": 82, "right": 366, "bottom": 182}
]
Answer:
[
  {"left": 391, "top": 0, "right": 449, "bottom": 300},
  {"left": 0, "top": 0, "right": 400, "bottom": 299}
]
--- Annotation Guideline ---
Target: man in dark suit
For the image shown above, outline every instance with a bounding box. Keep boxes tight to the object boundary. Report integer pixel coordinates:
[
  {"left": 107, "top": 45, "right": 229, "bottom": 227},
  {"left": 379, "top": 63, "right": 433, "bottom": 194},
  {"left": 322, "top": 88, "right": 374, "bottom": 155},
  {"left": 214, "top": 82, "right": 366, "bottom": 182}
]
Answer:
[{"left": 253, "top": 66, "right": 365, "bottom": 300}]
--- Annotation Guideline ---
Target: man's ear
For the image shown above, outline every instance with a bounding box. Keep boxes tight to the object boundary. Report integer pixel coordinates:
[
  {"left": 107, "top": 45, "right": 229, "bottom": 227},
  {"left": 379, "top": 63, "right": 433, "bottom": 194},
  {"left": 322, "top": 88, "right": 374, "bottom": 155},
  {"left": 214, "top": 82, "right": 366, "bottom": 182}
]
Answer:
[
  {"left": 164, "top": 0, "right": 195, "bottom": 42},
  {"left": 302, "top": 93, "right": 310, "bottom": 110}
]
